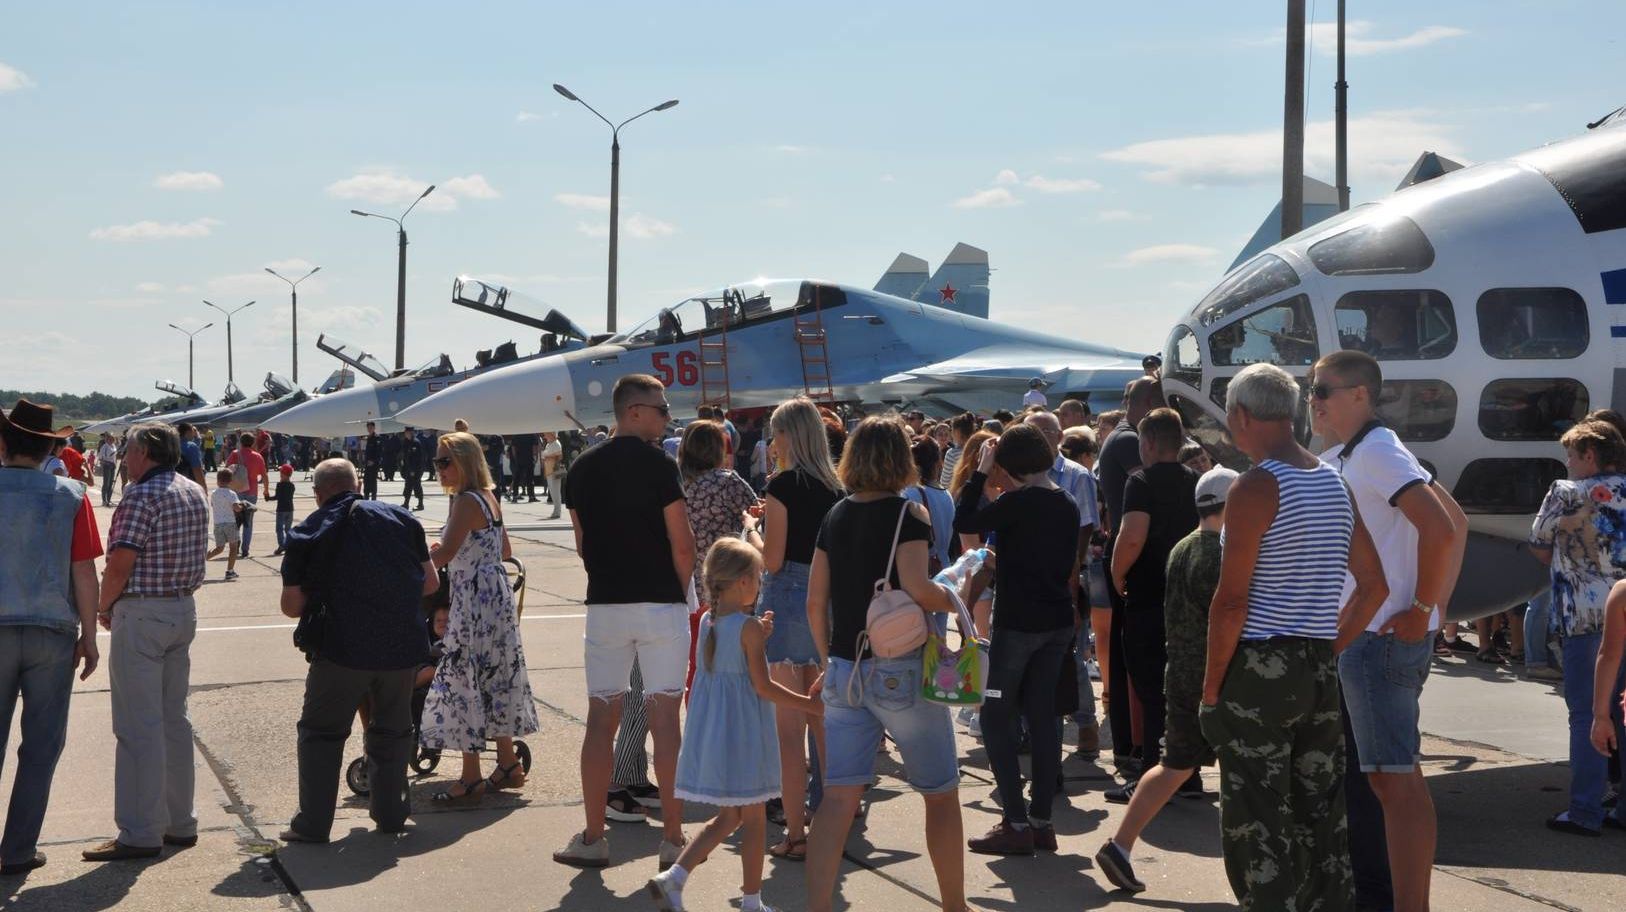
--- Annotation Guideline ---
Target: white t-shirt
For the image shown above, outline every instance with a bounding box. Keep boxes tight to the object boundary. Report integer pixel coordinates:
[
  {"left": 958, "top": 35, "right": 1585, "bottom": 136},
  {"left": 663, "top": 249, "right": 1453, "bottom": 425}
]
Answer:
[
  {"left": 1023, "top": 389, "right": 1048, "bottom": 408},
  {"left": 1321, "top": 423, "right": 1435, "bottom": 632},
  {"left": 542, "top": 439, "right": 562, "bottom": 476},
  {"left": 210, "top": 486, "right": 241, "bottom": 525},
  {"left": 752, "top": 439, "right": 769, "bottom": 477}
]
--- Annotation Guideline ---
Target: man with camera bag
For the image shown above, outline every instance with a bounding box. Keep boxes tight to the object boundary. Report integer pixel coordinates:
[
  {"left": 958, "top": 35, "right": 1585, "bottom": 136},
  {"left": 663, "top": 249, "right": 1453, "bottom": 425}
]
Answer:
[{"left": 278, "top": 459, "right": 438, "bottom": 843}]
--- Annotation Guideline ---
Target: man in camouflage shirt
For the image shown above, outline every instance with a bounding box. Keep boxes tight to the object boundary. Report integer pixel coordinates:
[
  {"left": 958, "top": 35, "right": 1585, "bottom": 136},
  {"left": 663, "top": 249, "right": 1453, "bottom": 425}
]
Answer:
[{"left": 1095, "top": 466, "right": 1236, "bottom": 894}]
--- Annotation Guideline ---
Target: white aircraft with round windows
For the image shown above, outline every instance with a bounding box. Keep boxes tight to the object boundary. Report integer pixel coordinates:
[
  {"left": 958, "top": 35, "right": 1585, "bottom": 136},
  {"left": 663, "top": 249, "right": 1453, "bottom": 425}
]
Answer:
[{"left": 1160, "top": 119, "right": 1626, "bottom": 620}]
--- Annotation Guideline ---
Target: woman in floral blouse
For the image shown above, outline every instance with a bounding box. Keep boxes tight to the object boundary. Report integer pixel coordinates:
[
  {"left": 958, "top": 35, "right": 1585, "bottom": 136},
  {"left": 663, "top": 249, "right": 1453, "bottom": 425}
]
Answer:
[
  {"left": 678, "top": 420, "right": 760, "bottom": 695},
  {"left": 1529, "top": 419, "right": 1626, "bottom": 836}
]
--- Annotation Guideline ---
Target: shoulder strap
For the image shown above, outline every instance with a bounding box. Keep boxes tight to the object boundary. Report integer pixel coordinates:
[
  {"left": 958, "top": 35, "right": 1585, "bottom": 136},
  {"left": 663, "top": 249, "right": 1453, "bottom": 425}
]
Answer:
[
  {"left": 465, "top": 490, "right": 499, "bottom": 525},
  {"left": 878, "top": 499, "right": 911, "bottom": 591}
]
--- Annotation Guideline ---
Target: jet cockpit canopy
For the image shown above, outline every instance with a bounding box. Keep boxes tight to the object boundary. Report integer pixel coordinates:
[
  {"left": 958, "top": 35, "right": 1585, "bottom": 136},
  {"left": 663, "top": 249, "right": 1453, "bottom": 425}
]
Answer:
[
  {"left": 407, "top": 354, "right": 455, "bottom": 379},
  {"left": 612, "top": 279, "right": 845, "bottom": 348},
  {"left": 265, "top": 373, "right": 298, "bottom": 398},
  {"left": 315, "top": 368, "right": 357, "bottom": 395},
  {"left": 220, "top": 382, "right": 247, "bottom": 405},
  {"left": 316, "top": 334, "right": 390, "bottom": 382},
  {"left": 155, "top": 379, "right": 197, "bottom": 399}
]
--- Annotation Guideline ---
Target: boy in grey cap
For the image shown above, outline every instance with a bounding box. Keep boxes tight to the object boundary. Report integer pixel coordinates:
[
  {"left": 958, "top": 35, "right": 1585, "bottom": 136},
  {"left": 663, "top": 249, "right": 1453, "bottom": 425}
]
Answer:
[{"left": 1095, "top": 465, "right": 1237, "bottom": 894}]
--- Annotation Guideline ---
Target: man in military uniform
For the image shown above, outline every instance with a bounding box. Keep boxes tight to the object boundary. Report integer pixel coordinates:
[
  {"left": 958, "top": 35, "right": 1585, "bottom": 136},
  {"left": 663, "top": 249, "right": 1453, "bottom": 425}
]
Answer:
[
  {"left": 361, "top": 422, "right": 381, "bottom": 500},
  {"left": 399, "top": 429, "right": 425, "bottom": 512}
]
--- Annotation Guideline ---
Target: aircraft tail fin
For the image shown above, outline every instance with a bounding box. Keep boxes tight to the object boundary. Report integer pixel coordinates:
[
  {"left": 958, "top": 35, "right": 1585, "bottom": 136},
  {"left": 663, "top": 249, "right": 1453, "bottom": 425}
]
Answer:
[
  {"left": 874, "top": 253, "right": 929, "bottom": 299},
  {"left": 916, "top": 242, "right": 990, "bottom": 318}
]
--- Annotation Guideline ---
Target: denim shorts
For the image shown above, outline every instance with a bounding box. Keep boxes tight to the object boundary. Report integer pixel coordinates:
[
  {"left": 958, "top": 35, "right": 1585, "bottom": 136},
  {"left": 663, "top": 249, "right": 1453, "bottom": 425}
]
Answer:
[
  {"left": 584, "top": 602, "right": 691, "bottom": 700},
  {"left": 760, "top": 561, "right": 819, "bottom": 666},
  {"left": 1338, "top": 630, "right": 1432, "bottom": 773},
  {"left": 821, "top": 653, "right": 960, "bottom": 794}
]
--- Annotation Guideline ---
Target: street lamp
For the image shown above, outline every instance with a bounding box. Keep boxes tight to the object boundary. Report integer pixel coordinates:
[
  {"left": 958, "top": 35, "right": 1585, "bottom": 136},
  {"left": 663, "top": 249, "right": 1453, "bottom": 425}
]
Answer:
[
  {"left": 166, "top": 322, "right": 214, "bottom": 390},
  {"left": 553, "top": 83, "right": 679, "bottom": 333},
  {"left": 202, "top": 299, "right": 255, "bottom": 383},
  {"left": 352, "top": 184, "right": 435, "bottom": 371},
  {"left": 265, "top": 265, "right": 322, "bottom": 385}
]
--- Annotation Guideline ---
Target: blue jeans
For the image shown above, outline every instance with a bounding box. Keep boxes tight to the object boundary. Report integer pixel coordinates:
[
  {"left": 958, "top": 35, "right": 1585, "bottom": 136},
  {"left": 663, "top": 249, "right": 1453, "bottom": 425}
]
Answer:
[
  {"left": 761, "top": 562, "right": 818, "bottom": 665},
  {"left": 1338, "top": 631, "right": 1431, "bottom": 772},
  {"left": 0, "top": 626, "right": 76, "bottom": 866},
  {"left": 1524, "top": 590, "right": 1555, "bottom": 669},
  {"left": 1560, "top": 632, "right": 1626, "bottom": 829},
  {"left": 1073, "top": 617, "right": 1098, "bottom": 728},
  {"left": 101, "top": 463, "right": 116, "bottom": 506},
  {"left": 239, "top": 491, "right": 259, "bottom": 553},
  {"left": 275, "top": 510, "right": 294, "bottom": 550},
  {"left": 982, "top": 625, "right": 1074, "bottom": 823},
  {"left": 822, "top": 653, "right": 959, "bottom": 794}
]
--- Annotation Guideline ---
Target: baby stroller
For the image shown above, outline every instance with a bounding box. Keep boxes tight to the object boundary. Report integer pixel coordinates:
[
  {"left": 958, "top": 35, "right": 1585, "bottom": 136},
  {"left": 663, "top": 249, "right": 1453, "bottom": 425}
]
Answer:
[{"left": 346, "top": 556, "right": 532, "bottom": 796}]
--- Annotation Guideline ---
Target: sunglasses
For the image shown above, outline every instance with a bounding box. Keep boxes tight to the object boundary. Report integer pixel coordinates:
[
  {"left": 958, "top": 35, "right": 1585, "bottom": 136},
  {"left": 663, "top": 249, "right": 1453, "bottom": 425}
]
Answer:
[
  {"left": 1310, "top": 383, "right": 1360, "bottom": 401},
  {"left": 432, "top": 456, "right": 454, "bottom": 469},
  {"left": 633, "top": 401, "right": 672, "bottom": 417}
]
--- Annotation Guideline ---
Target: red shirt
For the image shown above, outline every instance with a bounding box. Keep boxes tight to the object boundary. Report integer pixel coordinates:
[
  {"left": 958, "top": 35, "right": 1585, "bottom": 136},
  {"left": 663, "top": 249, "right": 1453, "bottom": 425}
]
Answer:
[
  {"left": 71, "top": 495, "right": 104, "bottom": 562},
  {"left": 60, "top": 447, "right": 86, "bottom": 483},
  {"left": 226, "top": 448, "right": 269, "bottom": 492}
]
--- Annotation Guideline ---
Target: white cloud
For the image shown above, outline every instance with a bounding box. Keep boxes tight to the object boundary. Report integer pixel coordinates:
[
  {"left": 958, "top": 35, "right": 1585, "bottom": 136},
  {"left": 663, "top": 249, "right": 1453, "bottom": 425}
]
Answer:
[
  {"left": 993, "top": 169, "right": 1020, "bottom": 186},
  {"left": 0, "top": 62, "right": 33, "bottom": 93},
  {"left": 879, "top": 174, "right": 896, "bottom": 183},
  {"left": 153, "top": 170, "right": 223, "bottom": 191},
  {"left": 325, "top": 169, "right": 499, "bottom": 212},
  {"left": 136, "top": 281, "right": 166, "bottom": 293},
  {"left": 953, "top": 187, "right": 1021, "bottom": 209},
  {"left": 208, "top": 258, "right": 323, "bottom": 295},
  {"left": 625, "top": 213, "right": 675, "bottom": 239},
  {"left": 1097, "top": 209, "right": 1143, "bottom": 222},
  {"left": 1118, "top": 244, "right": 1218, "bottom": 266},
  {"left": 1099, "top": 111, "right": 1464, "bottom": 187},
  {"left": 89, "top": 217, "right": 221, "bottom": 241},
  {"left": 91, "top": 297, "right": 160, "bottom": 310},
  {"left": 775, "top": 145, "right": 811, "bottom": 154},
  {"left": 1305, "top": 21, "right": 1467, "bottom": 56},
  {"left": 555, "top": 192, "right": 610, "bottom": 211},
  {"left": 576, "top": 221, "right": 609, "bottom": 239},
  {"left": 1024, "top": 175, "right": 1102, "bottom": 194},
  {"left": 515, "top": 111, "right": 543, "bottom": 123},
  {"left": 12, "top": 330, "right": 75, "bottom": 349}
]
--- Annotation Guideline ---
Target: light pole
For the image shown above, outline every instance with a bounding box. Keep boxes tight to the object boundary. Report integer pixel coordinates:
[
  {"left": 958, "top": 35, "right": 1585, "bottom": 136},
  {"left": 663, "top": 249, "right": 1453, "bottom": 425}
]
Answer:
[
  {"left": 352, "top": 184, "right": 435, "bottom": 371},
  {"left": 202, "top": 299, "right": 255, "bottom": 383},
  {"left": 265, "top": 265, "right": 322, "bottom": 384},
  {"left": 553, "top": 84, "right": 679, "bottom": 333},
  {"left": 166, "top": 322, "right": 214, "bottom": 390}
]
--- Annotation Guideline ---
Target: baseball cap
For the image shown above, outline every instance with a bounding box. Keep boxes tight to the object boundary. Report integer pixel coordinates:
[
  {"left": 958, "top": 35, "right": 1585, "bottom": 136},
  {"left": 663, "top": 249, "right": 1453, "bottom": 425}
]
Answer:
[
  {"left": 279, "top": 463, "right": 294, "bottom": 476},
  {"left": 1195, "top": 466, "right": 1238, "bottom": 510}
]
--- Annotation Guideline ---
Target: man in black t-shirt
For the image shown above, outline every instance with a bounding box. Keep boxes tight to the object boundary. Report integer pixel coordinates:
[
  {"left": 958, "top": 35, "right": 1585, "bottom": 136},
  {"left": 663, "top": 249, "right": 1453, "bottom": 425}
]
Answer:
[
  {"left": 507, "top": 433, "right": 538, "bottom": 503},
  {"left": 1109, "top": 407, "right": 1198, "bottom": 779},
  {"left": 1096, "top": 376, "right": 1162, "bottom": 774},
  {"left": 554, "top": 374, "right": 696, "bottom": 871}
]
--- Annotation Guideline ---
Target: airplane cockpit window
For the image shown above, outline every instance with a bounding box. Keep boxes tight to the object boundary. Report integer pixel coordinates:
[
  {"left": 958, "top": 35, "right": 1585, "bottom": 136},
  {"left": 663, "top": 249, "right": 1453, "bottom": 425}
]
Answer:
[
  {"left": 316, "top": 369, "right": 356, "bottom": 395},
  {"left": 1377, "top": 380, "right": 1458, "bottom": 442},
  {"left": 1478, "top": 378, "right": 1589, "bottom": 441},
  {"left": 1453, "top": 458, "right": 1567, "bottom": 514},
  {"left": 1334, "top": 290, "right": 1457, "bottom": 360},
  {"left": 1164, "top": 325, "right": 1201, "bottom": 388},
  {"left": 409, "top": 354, "right": 455, "bottom": 379},
  {"left": 614, "top": 280, "right": 841, "bottom": 348},
  {"left": 1208, "top": 294, "right": 1319, "bottom": 367},
  {"left": 266, "top": 374, "right": 297, "bottom": 397},
  {"left": 1192, "top": 254, "right": 1300, "bottom": 326},
  {"left": 1476, "top": 288, "right": 1589, "bottom": 359},
  {"left": 1308, "top": 216, "right": 1435, "bottom": 276}
]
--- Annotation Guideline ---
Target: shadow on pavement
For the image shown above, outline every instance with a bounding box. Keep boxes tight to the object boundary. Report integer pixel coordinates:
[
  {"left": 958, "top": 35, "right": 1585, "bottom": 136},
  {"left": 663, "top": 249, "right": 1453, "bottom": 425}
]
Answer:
[
  {"left": 0, "top": 857, "right": 150, "bottom": 912},
  {"left": 1429, "top": 758, "right": 1622, "bottom": 875}
]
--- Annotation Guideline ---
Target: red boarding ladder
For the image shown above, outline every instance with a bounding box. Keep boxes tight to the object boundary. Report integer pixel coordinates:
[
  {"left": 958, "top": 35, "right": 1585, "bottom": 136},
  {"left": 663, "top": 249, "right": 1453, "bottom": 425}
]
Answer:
[
  {"left": 698, "top": 308, "right": 732, "bottom": 411},
  {"left": 795, "top": 286, "right": 835, "bottom": 402}
]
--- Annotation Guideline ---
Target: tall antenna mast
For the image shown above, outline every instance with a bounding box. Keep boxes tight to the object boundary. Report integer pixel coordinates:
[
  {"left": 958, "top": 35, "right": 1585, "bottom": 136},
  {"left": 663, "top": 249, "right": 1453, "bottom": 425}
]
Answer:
[
  {"left": 1282, "top": 0, "right": 1307, "bottom": 238},
  {"left": 1335, "top": 0, "right": 1350, "bottom": 211}
]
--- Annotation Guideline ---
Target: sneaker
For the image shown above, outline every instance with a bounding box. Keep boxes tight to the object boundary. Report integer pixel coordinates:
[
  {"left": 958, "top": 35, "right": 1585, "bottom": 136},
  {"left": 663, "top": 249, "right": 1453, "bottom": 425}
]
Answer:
[
  {"left": 1094, "top": 840, "right": 1146, "bottom": 893},
  {"left": 1546, "top": 812, "right": 1601, "bottom": 837},
  {"left": 552, "top": 831, "right": 610, "bottom": 868},
  {"left": 606, "top": 789, "right": 648, "bottom": 822},
  {"left": 224, "top": 571, "right": 239, "bottom": 581},
  {"left": 968, "top": 713, "right": 982, "bottom": 739},
  {"left": 626, "top": 783, "right": 662, "bottom": 809},
  {"left": 967, "top": 821, "right": 1035, "bottom": 856},
  {"left": 646, "top": 870, "right": 684, "bottom": 911},
  {"left": 1104, "top": 780, "right": 1138, "bottom": 804},
  {"left": 1605, "top": 787, "right": 1619, "bottom": 809},
  {"left": 1033, "top": 824, "right": 1058, "bottom": 852},
  {"left": 957, "top": 706, "right": 976, "bottom": 726},
  {"left": 1525, "top": 664, "right": 1563, "bottom": 682},
  {"left": 657, "top": 837, "right": 686, "bottom": 871},
  {"left": 1086, "top": 660, "right": 1101, "bottom": 681},
  {"left": 1077, "top": 723, "right": 1101, "bottom": 760}
]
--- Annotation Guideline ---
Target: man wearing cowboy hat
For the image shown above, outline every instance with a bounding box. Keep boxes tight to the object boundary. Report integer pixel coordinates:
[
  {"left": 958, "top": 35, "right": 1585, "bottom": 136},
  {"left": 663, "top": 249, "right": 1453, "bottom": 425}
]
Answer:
[
  {"left": 82, "top": 421, "right": 209, "bottom": 863},
  {"left": 0, "top": 399, "right": 103, "bottom": 876}
]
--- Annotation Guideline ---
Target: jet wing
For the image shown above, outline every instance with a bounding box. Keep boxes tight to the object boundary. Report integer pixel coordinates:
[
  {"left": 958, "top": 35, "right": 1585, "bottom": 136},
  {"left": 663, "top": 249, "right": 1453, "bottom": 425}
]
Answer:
[
  {"left": 881, "top": 345, "right": 1142, "bottom": 390},
  {"left": 316, "top": 335, "right": 389, "bottom": 382}
]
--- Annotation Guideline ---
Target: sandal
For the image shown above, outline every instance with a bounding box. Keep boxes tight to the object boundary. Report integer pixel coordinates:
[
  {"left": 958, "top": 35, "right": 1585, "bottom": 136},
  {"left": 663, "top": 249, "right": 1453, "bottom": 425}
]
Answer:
[
  {"left": 1475, "top": 649, "right": 1504, "bottom": 665},
  {"left": 486, "top": 761, "right": 526, "bottom": 791},
  {"left": 432, "top": 777, "right": 486, "bottom": 803},
  {"left": 768, "top": 837, "right": 808, "bottom": 861}
]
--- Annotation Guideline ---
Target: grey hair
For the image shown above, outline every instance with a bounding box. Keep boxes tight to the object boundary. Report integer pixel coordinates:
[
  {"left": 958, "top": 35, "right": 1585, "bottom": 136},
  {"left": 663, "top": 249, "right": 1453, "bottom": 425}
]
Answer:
[
  {"left": 1225, "top": 363, "right": 1301, "bottom": 422},
  {"left": 127, "top": 422, "right": 180, "bottom": 469},
  {"left": 311, "top": 458, "right": 358, "bottom": 499}
]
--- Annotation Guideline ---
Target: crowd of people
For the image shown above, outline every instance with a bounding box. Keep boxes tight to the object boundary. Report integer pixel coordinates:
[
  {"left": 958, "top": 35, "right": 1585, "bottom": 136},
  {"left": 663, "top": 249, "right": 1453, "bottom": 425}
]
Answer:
[{"left": 2, "top": 348, "right": 1624, "bottom": 910}]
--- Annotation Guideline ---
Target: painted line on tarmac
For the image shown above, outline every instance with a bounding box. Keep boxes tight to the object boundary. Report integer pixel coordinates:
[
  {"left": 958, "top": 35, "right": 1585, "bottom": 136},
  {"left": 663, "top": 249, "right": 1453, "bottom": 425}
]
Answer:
[{"left": 94, "top": 613, "right": 588, "bottom": 636}]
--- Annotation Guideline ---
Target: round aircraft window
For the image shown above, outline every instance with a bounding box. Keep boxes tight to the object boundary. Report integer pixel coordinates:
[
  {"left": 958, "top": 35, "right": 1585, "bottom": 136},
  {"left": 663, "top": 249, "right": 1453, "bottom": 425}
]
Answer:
[
  {"left": 1453, "top": 458, "right": 1567, "bottom": 514},
  {"left": 1476, "top": 288, "right": 1589, "bottom": 360},
  {"left": 1477, "top": 378, "right": 1589, "bottom": 441},
  {"left": 1377, "top": 380, "right": 1457, "bottom": 442},
  {"left": 1334, "top": 290, "right": 1457, "bottom": 360},
  {"left": 1309, "top": 215, "right": 1435, "bottom": 276},
  {"left": 1164, "top": 325, "right": 1201, "bottom": 389}
]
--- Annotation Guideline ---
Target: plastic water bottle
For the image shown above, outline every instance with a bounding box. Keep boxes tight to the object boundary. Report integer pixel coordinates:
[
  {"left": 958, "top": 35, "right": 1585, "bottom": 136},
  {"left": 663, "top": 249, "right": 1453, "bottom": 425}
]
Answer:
[{"left": 934, "top": 547, "right": 989, "bottom": 592}]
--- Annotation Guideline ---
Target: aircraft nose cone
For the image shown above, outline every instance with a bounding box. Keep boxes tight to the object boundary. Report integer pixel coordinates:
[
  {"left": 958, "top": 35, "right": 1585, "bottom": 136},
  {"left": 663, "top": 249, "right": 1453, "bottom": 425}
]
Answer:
[
  {"left": 261, "top": 386, "right": 384, "bottom": 438},
  {"left": 395, "top": 356, "right": 576, "bottom": 435}
]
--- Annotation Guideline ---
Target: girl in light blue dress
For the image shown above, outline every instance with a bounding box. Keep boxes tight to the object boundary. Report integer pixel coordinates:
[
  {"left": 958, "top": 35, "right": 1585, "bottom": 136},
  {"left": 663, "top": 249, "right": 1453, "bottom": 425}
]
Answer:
[{"left": 647, "top": 539, "right": 824, "bottom": 912}]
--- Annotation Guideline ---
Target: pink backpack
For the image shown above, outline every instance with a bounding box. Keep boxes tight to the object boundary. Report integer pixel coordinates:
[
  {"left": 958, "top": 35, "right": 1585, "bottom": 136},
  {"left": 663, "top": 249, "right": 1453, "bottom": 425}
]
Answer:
[{"left": 854, "top": 501, "right": 931, "bottom": 665}]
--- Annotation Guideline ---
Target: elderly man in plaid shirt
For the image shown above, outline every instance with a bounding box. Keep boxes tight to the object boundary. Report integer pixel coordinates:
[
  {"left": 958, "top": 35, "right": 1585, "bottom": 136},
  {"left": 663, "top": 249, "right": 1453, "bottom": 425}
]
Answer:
[{"left": 83, "top": 423, "right": 210, "bottom": 863}]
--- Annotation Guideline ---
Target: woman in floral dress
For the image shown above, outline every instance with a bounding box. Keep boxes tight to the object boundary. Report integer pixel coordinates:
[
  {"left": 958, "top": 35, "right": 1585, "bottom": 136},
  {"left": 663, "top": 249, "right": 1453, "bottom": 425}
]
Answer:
[
  {"left": 677, "top": 420, "right": 760, "bottom": 695},
  {"left": 421, "top": 431, "right": 539, "bottom": 801}
]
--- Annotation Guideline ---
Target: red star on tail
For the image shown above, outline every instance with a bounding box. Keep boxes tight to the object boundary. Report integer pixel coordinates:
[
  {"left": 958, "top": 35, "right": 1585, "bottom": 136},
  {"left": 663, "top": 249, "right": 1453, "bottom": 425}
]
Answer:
[{"left": 939, "top": 283, "right": 957, "bottom": 304}]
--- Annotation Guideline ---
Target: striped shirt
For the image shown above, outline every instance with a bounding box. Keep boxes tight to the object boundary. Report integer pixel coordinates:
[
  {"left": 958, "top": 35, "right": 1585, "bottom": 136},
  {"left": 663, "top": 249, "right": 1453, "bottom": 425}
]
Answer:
[{"left": 1239, "top": 459, "right": 1353, "bottom": 640}]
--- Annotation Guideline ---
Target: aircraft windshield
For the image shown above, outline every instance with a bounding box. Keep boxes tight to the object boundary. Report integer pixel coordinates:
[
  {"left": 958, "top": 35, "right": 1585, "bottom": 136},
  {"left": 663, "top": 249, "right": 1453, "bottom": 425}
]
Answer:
[
  {"left": 613, "top": 279, "right": 824, "bottom": 347},
  {"left": 221, "top": 382, "right": 245, "bottom": 404},
  {"left": 409, "top": 354, "right": 455, "bottom": 379},
  {"left": 316, "top": 335, "right": 389, "bottom": 381},
  {"left": 155, "top": 379, "right": 196, "bottom": 398},
  {"left": 315, "top": 369, "right": 356, "bottom": 395},
  {"left": 266, "top": 374, "right": 297, "bottom": 397}
]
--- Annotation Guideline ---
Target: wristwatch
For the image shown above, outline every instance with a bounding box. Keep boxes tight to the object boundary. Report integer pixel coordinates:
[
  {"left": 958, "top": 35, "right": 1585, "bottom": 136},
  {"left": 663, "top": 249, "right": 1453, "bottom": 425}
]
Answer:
[{"left": 1411, "top": 598, "right": 1437, "bottom": 616}]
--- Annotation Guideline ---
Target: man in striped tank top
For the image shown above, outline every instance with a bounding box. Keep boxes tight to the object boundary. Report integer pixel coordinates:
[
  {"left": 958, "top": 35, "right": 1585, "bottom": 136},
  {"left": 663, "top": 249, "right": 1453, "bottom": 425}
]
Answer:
[
  {"left": 1198, "top": 363, "right": 1391, "bottom": 912},
  {"left": 1313, "top": 351, "right": 1468, "bottom": 912}
]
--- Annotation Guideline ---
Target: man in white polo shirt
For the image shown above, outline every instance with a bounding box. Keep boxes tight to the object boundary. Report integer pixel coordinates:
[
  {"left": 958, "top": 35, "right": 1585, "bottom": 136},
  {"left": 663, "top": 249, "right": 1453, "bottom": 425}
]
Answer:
[{"left": 1311, "top": 350, "right": 1467, "bottom": 912}]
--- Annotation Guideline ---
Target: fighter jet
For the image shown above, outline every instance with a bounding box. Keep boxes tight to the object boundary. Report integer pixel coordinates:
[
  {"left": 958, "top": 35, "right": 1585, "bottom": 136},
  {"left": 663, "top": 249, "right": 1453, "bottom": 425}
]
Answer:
[
  {"left": 260, "top": 282, "right": 592, "bottom": 438},
  {"left": 206, "top": 373, "right": 311, "bottom": 431},
  {"left": 1157, "top": 118, "right": 1626, "bottom": 619},
  {"left": 394, "top": 265, "right": 1146, "bottom": 434},
  {"left": 82, "top": 380, "right": 210, "bottom": 434}
]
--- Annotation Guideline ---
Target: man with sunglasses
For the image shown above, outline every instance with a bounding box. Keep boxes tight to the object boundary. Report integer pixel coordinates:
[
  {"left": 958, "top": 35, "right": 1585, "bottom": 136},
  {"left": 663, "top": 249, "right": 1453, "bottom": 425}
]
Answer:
[
  {"left": 1310, "top": 350, "right": 1467, "bottom": 912},
  {"left": 554, "top": 374, "right": 696, "bottom": 871}
]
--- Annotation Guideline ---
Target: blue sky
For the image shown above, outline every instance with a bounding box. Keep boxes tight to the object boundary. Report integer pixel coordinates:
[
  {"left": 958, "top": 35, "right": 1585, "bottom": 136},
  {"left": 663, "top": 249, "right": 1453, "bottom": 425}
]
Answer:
[{"left": 2, "top": 1, "right": 1621, "bottom": 400}]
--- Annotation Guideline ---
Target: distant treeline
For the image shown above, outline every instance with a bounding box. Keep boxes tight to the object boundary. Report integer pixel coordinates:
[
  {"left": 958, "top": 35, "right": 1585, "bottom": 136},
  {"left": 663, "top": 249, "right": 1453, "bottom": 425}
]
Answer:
[{"left": 0, "top": 389, "right": 147, "bottom": 422}]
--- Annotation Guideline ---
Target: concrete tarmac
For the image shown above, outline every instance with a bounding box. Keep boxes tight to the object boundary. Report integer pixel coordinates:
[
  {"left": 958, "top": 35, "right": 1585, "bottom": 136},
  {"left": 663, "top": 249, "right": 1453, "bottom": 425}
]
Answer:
[{"left": 3, "top": 478, "right": 1622, "bottom": 911}]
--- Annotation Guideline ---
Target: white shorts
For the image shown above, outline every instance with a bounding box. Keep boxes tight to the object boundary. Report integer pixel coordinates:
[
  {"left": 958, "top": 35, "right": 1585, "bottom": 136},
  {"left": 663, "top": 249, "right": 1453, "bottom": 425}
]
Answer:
[{"left": 584, "top": 602, "right": 690, "bottom": 701}]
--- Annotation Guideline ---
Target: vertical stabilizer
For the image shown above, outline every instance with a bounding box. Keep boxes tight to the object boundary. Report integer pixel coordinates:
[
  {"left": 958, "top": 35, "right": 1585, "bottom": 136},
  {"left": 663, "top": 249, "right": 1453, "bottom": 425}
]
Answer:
[
  {"left": 874, "top": 253, "right": 930, "bottom": 299},
  {"left": 917, "top": 242, "right": 990, "bottom": 318}
]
